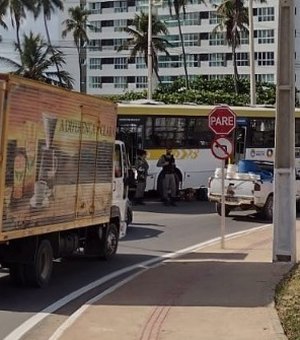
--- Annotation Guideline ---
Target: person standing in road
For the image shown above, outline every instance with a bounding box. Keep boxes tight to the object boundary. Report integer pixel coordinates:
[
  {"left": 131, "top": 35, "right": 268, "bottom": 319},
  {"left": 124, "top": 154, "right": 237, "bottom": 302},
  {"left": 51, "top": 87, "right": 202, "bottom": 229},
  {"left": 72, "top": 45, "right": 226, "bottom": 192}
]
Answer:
[
  {"left": 157, "top": 148, "right": 177, "bottom": 206},
  {"left": 133, "top": 149, "right": 149, "bottom": 205}
]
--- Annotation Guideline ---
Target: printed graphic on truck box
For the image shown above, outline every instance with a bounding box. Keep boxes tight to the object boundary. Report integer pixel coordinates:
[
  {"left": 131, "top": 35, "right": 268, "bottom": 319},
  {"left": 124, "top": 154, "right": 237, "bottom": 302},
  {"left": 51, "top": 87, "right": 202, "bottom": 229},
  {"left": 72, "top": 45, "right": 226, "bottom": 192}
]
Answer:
[{"left": 2, "top": 80, "right": 116, "bottom": 231}]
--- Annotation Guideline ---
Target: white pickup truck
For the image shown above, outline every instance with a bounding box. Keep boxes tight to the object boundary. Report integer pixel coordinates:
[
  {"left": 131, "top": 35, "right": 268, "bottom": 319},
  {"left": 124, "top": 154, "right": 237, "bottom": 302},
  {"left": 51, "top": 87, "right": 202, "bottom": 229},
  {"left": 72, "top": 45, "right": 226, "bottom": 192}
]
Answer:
[{"left": 208, "top": 160, "right": 300, "bottom": 220}]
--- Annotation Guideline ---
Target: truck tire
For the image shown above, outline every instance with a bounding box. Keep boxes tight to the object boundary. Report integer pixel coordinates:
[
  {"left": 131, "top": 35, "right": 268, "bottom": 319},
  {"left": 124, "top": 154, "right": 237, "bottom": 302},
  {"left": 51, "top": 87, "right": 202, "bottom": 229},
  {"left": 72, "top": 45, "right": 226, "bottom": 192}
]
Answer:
[
  {"left": 126, "top": 205, "right": 133, "bottom": 225},
  {"left": 99, "top": 223, "right": 119, "bottom": 260},
  {"left": 24, "top": 239, "right": 53, "bottom": 288},
  {"left": 216, "top": 203, "right": 231, "bottom": 217},
  {"left": 263, "top": 195, "right": 273, "bottom": 221}
]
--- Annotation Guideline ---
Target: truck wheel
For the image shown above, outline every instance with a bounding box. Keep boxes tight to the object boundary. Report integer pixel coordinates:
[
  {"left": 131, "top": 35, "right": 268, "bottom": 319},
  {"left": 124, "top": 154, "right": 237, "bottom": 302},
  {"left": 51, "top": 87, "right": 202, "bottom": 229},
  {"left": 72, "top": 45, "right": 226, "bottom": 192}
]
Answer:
[
  {"left": 263, "top": 195, "right": 273, "bottom": 221},
  {"left": 126, "top": 205, "right": 133, "bottom": 225},
  {"left": 216, "top": 203, "right": 231, "bottom": 217},
  {"left": 100, "top": 223, "right": 119, "bottom": 260},
  {"left": 24, "top": 240, "right": 53, "bottom": 287}
]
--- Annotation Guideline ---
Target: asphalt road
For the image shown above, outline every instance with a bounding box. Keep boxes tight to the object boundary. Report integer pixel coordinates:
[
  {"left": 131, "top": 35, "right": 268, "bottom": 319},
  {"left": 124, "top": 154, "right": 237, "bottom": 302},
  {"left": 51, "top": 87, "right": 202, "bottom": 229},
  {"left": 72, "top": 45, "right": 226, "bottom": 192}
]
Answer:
[{"left": 0, "top": 199, "right": 269, "bottom": 339}]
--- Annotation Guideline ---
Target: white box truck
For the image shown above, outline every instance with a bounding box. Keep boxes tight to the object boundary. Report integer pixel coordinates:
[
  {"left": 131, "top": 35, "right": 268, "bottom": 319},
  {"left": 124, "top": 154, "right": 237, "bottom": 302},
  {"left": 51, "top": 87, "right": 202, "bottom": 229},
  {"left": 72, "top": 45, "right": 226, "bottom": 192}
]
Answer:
[{"left": 0, "top": 74, "right": 131, "bottom": 287}]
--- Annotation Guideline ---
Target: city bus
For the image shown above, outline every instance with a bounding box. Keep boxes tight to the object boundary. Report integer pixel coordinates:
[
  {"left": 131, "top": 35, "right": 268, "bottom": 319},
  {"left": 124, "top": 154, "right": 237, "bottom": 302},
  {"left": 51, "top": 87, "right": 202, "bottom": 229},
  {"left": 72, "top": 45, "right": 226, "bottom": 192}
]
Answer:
[{"left": 117, "top": 102, "right": 300, "bottom": 196}]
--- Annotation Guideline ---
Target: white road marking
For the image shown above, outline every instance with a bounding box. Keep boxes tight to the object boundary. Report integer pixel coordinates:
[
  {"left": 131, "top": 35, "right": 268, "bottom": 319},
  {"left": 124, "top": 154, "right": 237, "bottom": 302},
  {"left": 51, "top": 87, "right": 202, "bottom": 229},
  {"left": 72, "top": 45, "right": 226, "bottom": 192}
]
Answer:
[{"left": 4, "top": 224, "right": 271, "bottom": 340}]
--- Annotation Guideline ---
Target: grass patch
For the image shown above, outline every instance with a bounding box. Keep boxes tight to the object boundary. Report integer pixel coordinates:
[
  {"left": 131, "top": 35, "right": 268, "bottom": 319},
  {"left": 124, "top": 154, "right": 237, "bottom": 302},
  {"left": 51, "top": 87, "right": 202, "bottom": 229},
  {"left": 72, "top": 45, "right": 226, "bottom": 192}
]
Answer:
[{"left": 275, "top": 263, "right": 300, "bottom": 340}]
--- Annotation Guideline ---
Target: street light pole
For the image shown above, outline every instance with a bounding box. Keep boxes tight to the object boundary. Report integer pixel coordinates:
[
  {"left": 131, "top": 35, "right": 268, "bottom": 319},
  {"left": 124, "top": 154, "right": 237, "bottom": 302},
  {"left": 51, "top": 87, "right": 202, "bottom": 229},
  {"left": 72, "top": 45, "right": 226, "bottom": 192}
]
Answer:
[
  {"left": 248, "top": 0, "right": 256, "bottom": 105},
  {"left": 273, "top": 0, "right": 297, "bottom": 263},
  {"left": 147, "top": 0, "right": 153, "bottom": 100}
]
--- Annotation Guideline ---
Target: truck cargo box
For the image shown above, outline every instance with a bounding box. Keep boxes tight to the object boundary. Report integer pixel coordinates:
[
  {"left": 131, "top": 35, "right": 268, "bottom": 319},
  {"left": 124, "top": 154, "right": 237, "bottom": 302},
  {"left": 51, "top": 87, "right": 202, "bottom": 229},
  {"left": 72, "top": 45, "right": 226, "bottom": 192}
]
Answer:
[{"left": 0, "top": 74, "right": 117, "bottom": 242}]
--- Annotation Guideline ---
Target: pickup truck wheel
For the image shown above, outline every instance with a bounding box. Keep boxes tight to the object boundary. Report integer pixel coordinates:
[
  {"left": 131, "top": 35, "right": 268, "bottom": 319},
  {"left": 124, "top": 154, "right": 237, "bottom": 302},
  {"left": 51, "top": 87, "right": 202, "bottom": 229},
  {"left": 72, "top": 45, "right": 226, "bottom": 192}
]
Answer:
[
  {"left": 24, "top": 240, "right": 53, "bottom": 287},
  {"left": 100, "top": 223, "right": 119, "bottom": 260},
  {"left": 263, "top": 195, "right": 273, "bottom": 221},
  {"left": 216, "top": 203, "right": 231, "bottom": 217}
]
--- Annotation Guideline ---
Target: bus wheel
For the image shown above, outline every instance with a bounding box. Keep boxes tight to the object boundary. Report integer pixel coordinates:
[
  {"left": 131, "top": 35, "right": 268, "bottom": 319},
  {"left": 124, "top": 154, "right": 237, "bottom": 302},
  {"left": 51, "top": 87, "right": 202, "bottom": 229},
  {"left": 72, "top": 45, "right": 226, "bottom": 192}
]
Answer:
[
  {"left": 216, "top": 203, "right": 231, "bottom": 217},
  {"left": 99, "top": 223, "right": 119, "bottom": 260}
]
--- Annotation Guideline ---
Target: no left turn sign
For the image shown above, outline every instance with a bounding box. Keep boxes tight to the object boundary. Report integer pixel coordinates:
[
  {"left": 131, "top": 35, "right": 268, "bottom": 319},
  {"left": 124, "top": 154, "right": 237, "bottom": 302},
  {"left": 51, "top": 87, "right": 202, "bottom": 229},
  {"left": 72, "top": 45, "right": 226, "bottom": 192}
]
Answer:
[{"left": 211, "top": 136, "right": 233, "bottom": 160}]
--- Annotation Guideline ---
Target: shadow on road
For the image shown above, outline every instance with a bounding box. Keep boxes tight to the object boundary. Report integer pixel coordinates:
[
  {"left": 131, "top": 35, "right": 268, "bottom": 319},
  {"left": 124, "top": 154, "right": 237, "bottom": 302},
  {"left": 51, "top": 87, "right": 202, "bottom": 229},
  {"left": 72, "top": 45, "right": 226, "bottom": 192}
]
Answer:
[
  {"left": 123, "top": 225, "right": 164, "bottom": 241},
  {"left": 132, "top": 199, "right": 216, "bottom": 215}
]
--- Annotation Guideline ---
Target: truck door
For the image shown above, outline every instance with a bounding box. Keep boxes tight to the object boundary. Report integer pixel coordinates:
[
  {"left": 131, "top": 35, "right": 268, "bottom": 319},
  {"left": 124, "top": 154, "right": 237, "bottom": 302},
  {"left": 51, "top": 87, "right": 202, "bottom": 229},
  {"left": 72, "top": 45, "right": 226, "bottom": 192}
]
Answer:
[{"left": 113, "top": 142, "right": 129, "bottom": 209}]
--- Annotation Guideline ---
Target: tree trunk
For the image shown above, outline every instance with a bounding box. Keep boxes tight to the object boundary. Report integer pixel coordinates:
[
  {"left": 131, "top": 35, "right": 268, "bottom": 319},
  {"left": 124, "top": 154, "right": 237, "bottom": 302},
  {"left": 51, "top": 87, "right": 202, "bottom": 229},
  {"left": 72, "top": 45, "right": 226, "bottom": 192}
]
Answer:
[
  {"left": 43, "top": 13, "right": 63, "bottom": 86},
  {"left": 15, "top": 15, "right": 22, "bottom": 56},
  {"left": 232, "top": 44, "right": 239, "bottom": 94},
  {"left": 177, "top": 16, "right": 189, "bottom": 89},
  {"left": 76, "top": 43, "right": 83, "bottom": 92}
]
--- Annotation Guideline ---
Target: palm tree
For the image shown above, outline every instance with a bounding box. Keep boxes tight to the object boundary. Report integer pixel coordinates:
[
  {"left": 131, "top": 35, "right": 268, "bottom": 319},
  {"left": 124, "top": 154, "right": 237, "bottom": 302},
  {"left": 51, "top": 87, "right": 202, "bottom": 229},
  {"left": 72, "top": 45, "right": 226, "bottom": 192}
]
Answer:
[
  {"left": 213, "top": 0, "right": 248, "bottom": 94},
  {"left": 117, "top": 11, "right": 172, "bottom": 83},
  {"left": 35, "top": 0, "right": 64, "bottom": 85},
  {"left": 62, "top": 6, "right": 90, "bottom": 93},
  {"left": 2, "top": 0, "right": 36, "bottom": 54},
  {"left": 0, "top": 32, "right": 73, "bottom": 88},
  {"left": 167, "top": 0, "right": 206, "bottom": 89}
]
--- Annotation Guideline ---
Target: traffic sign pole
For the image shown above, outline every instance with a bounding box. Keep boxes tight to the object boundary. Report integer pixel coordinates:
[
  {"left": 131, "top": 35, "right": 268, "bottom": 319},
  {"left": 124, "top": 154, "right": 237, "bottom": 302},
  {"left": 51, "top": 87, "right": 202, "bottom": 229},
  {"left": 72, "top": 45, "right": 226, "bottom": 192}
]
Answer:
[
  {"left": 221, "top": 159, "right": 225, "bottom": 249},
  {"left": 208, "top": 105, "right": 237, "bottom": 250}
]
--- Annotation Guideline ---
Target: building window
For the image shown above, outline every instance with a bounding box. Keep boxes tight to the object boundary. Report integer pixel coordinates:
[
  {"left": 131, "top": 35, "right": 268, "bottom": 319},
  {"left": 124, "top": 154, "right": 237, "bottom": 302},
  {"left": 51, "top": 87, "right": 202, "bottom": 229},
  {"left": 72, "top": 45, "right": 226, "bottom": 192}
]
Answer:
[
  {"left": 256, "top": 74, "right": 274, "bottom": 83},
  {"left": 114, "top": 76, "right": 128, "bottom": 89},
  {"left": 183, "top": 12, "right": 200, "bottom": 26},
  {"left": 257, "top": 29, "right": 274, "bottom": 44},
  {"left": 209, "top": 32, "right": 224, "bottom": 46},
  {"left": 115, "top": 57, "right": 127, "bottom": 69},
  {"left": 186, "top": 54, "right": 199, "bottom": 68},
  {"left": 89, "top": 21, "right": 101, "bottom": 32},
  {"left": 89, "top": 2, "right": 101, "bottom": 14},
  {"left": 89, "top": 76, "right": 102, "bottom": 88},
  {"left": 183, "top": 33, "right": 199, "bottom": 46},
  {"left": 158, "top": 55, "right": 180, "bottom": 68},
  {"left": 257, "top": 7, "right": 275, "bottom": 22},
  {"left": 88, "top": 39, "right": 101, "bottom": 51},
  {"left": 167, "top": 34, "right": 180, "bottom": 47},
  {"left": 256, "top": 52, "right": 274, "bottom": 66},
  {"left": 136, "top": 57, "right": 146, "bottom": 69},
  {"left": 114, "top": 1, "right": 127, "bottom": 12},
  {"left": 209, "top": 11, "right": 222, "bottom": 25},
  {"left": 114, "top": 19, "right": 127, "bottom": 32},
  {"left": 240, "top": 30, "right": 249, "bottom": 44},
  {"left": 236, "top": 52, "right": 249, "bottom": 66},
  {"left": 208, "top": 74, "right": 227, "bottom": 80},
  {"left": 89, "top": 58, "right": 101, "bottom": 70},
  {"left": 209, "top": 53, "right": 226, "bottom": 67},
  {"left": 136, "top": 76, "right": 147, "bottom": 89},
  {"left": 114, "top": 39, "right": 126, "bottom": 50}
]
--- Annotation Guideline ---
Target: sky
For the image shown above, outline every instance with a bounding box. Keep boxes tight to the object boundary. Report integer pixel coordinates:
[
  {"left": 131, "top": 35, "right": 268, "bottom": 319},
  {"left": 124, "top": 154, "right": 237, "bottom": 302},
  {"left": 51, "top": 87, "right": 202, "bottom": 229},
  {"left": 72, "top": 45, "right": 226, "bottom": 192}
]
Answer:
[{"left": 0, "top": 11, "right": 61, "bottom": 69}]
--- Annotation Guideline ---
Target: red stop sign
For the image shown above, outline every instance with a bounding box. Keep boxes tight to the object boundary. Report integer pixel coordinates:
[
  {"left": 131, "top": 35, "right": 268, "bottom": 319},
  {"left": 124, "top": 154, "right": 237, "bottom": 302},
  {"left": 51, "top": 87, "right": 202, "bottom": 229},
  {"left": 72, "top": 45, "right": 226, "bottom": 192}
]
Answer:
[{"left": 208, "top": 106, "right": 236, "bottom": 135}]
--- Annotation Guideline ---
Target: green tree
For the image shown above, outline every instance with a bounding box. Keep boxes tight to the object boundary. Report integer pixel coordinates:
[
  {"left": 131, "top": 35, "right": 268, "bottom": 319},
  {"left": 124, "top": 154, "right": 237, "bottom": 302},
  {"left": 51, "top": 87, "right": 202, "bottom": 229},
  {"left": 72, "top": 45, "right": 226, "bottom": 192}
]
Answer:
[
  {"left": 167, "top": 0, "right": 206, "bottom": 89},
  {"left": 213, "top": 0, "right": 248, "bottom": 94},
  {"left": 117, "top": 11, "right": 172, "bottom": 83},
  {"left": 35, "top": 0, "right": 64, "bottom": 85},
  {"left": 62, "top": 6, "right": 90, "bottom": 92},
  {"left": 0, "top": 32, "right": 73, "bottom": 88},
  {"left": 2, "top": 0, "right": 36, "bottom": 54}
]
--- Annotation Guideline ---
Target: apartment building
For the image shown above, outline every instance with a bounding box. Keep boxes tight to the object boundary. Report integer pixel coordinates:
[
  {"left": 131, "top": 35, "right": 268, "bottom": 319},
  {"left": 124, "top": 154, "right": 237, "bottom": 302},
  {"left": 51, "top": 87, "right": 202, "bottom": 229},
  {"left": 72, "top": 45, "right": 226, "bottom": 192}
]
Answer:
[{"left": 61, "top": 0, "right": 300, "bottom": 95}]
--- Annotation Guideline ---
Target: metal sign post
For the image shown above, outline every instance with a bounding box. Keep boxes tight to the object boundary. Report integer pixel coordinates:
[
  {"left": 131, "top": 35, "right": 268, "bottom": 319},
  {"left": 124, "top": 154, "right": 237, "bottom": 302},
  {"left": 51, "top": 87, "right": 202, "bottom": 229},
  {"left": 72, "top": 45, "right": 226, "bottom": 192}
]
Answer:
[
  {"left": 221, "top": 159, "right": 226, "bottom": 248},
  {"left": 209, "top": 106, "right": 236, "bottom": 249}
]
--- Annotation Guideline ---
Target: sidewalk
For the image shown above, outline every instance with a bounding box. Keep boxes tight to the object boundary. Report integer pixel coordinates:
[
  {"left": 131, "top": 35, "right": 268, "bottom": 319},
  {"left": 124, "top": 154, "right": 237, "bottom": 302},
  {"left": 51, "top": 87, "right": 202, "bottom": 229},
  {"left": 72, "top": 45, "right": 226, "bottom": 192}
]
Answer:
[{"left": 58, "top": 223, "right": 300, "bottom": 340}]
